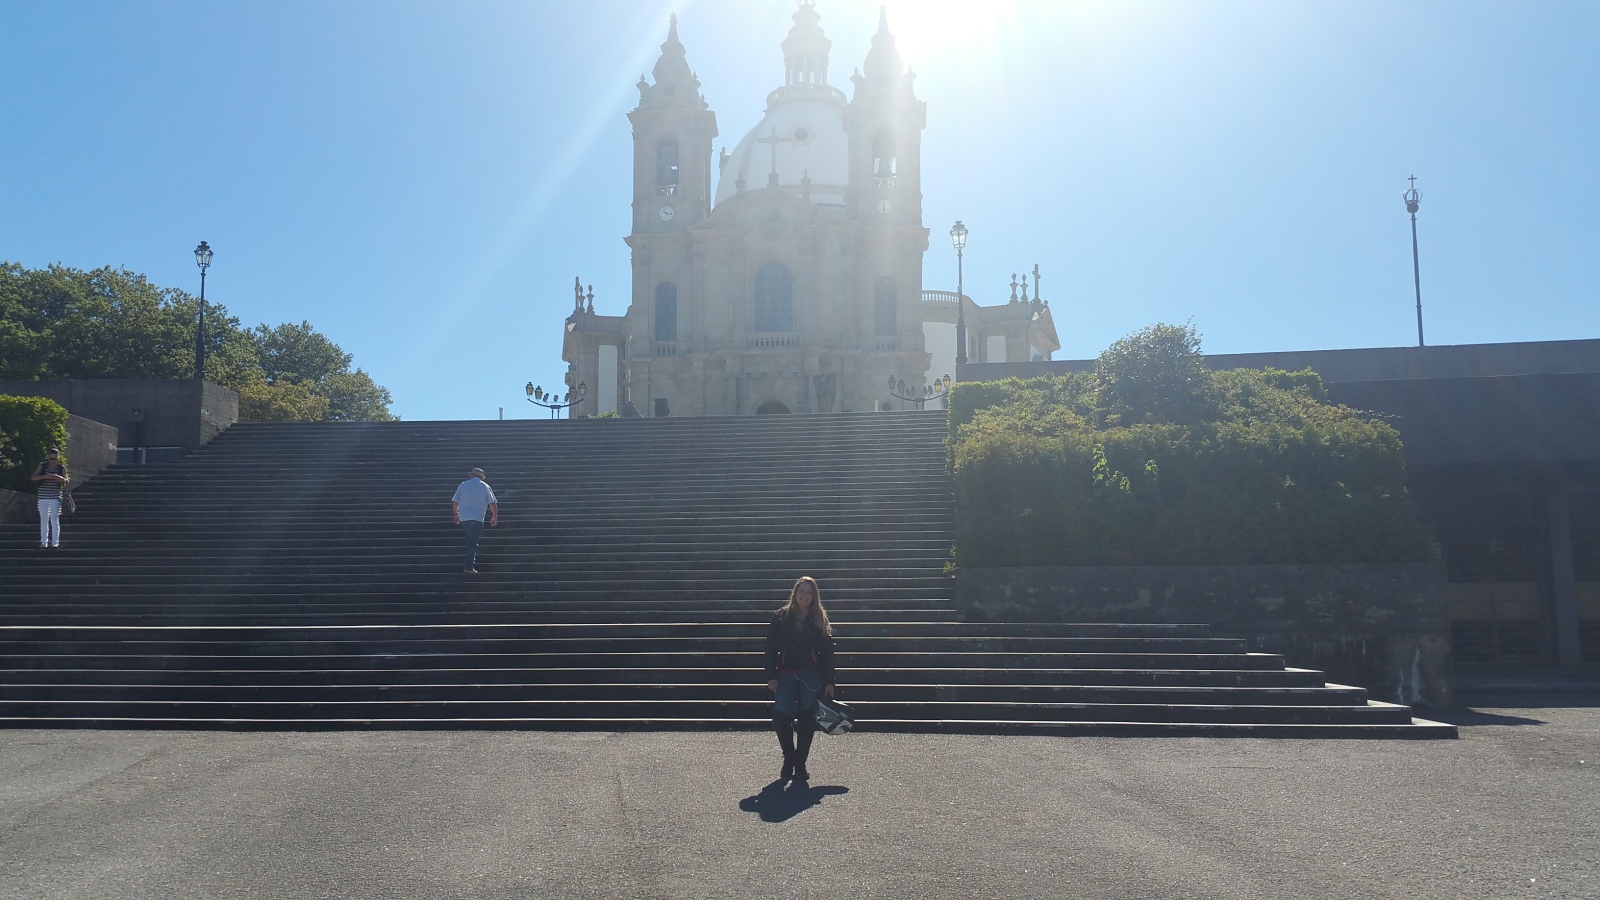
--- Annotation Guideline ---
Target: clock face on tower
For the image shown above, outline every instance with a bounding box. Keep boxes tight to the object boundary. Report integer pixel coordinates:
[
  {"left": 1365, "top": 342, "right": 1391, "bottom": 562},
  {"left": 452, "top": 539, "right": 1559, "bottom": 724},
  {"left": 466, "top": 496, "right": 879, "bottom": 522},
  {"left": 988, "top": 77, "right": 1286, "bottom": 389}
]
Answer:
[
  {"left": 876, "top": 199, "right": 893, "bottom": 215},
  {"left": 658, "top": 205, "right": 675, "bottom": 221}
]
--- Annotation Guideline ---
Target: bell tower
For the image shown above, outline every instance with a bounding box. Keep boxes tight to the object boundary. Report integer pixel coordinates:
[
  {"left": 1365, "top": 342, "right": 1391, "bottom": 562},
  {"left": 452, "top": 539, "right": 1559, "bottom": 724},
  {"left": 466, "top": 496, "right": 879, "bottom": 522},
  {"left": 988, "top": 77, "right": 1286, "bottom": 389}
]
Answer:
[
  {"left": 845, "top": 7, "right": 925, "bottom": 226},
  {"left": 628, "top": 14, "right": 718, "bottom": 234},
  {"left": 845, "top": 8, "right": 929, "bottom": 373}
]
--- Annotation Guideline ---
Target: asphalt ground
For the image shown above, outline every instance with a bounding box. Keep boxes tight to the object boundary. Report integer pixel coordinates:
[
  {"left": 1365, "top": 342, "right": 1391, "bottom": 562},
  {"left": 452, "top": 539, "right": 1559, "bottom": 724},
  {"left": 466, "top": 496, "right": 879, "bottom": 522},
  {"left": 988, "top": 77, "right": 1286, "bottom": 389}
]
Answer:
[{"left": 2, "top": 705, "right": 1596, "bottom": 900}]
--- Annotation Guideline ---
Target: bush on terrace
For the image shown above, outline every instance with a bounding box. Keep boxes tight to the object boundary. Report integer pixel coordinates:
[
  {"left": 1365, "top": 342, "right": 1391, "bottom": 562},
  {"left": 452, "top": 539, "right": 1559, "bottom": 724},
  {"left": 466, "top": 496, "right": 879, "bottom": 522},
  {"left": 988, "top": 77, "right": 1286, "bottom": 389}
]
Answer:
[{"left": 949, "top": 323, "right": 1430, "bottom": 568}]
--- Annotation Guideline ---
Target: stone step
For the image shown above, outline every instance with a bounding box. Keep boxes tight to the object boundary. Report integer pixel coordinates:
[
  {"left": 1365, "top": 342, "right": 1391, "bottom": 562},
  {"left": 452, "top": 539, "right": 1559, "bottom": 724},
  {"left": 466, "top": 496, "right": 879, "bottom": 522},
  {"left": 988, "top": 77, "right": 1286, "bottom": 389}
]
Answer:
[
  {"left": 0, "top": 682, "right": 1370, "bottom": 706},
  {"left": 0, "top": 622, "right": 1214, "bottom": 640},
  {"left": 0, "top": 666, "right": 1329, "bottom": 688},
  {"left": 0, "top": 697, "right": 1417, "bottom": 725},
  {"left": 0, "top": 635, "right": 1254, "bottom": 656},
  {"left": 0, "top": 651, "right": 1290, "bottom": 672},
  {"left": 0, "top": 714, "right": 1455, "bottom": 738}
]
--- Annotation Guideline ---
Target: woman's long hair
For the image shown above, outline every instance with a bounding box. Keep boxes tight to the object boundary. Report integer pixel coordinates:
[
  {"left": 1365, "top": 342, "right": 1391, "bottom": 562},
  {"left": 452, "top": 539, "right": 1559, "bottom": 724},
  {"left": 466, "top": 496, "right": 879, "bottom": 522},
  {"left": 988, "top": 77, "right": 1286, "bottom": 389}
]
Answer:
[{"left": 777, "top": 575, "right": 832, "bottom": 636}]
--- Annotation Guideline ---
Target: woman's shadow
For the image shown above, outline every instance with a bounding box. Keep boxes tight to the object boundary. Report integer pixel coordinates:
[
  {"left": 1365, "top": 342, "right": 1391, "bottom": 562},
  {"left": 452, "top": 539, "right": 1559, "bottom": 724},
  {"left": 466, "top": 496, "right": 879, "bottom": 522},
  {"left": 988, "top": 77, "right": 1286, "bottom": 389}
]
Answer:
[{"left": 738, "top": 779, "right": 849, "bottom": 823}]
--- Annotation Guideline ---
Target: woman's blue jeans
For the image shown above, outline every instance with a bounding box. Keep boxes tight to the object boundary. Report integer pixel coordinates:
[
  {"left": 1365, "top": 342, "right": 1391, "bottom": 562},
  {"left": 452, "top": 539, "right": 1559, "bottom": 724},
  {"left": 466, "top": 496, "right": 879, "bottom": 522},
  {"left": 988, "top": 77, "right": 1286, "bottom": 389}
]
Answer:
[{"left": 774, "top": 670, "right": 823, "bottom": 719}]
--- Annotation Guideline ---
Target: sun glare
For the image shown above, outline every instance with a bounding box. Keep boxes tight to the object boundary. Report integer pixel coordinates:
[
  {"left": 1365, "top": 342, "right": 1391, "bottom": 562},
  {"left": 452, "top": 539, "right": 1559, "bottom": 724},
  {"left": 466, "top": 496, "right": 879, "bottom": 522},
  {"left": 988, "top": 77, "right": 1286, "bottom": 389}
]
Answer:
[{"left": 878, "top": 0, "right": 1023, "bottom": 68}]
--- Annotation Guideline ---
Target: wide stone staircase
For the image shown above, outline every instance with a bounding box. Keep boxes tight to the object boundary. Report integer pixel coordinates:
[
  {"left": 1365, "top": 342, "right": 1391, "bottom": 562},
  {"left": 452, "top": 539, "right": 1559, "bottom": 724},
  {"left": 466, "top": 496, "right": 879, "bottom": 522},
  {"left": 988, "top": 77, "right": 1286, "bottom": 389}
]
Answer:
[{"left": 0, "top": 412, "right": 1453, "bottom": 736}]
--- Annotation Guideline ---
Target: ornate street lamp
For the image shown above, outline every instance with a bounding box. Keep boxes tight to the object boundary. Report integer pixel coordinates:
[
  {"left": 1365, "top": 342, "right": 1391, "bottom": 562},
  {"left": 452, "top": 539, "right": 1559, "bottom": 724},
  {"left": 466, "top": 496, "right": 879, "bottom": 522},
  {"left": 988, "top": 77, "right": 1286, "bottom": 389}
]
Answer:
[
  {"left": 1403, "top": 176, "right": 1424, "bottom": 347},
  {"left": 525, "top": 380, "right": 587, "bottom": 419},
  {"left": 193, "top": 241, "right": 213, "bottom": 380},
  {"left": 950, "top": 221, "right": 968, "bottom": 365},
  {"left": 888, "top": 373, "right": 953, "bottom": 411}
]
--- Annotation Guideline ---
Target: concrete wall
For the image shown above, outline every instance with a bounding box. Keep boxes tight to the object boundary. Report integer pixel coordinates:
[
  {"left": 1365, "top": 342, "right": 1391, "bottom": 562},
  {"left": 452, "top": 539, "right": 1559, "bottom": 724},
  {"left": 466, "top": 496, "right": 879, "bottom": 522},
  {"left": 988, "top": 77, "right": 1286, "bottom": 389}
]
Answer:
[
  {"left": 0, "top": 489, "right": 29, "bottom": 524},
  {"left": 956, "top": 563, "right": 1453, "bottom": 707},
  {"left": 960, "top": 337, "right": 1600, "bottom": 384},
  {"left": 0, "top": 414, "right": 119, "bottom": 524},
  {"left": 0, "top": 380, "right": 238, "bottom": 452},
  {"left": 65, "top": 414, "right": 118, "bottom": 486}
]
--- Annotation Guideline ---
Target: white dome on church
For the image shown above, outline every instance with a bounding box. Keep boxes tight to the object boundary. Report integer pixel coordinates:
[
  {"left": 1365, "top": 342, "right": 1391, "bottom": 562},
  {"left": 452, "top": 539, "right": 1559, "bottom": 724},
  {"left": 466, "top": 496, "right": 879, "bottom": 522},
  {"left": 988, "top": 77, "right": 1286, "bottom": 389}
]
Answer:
[{"left": 714, "top": 85, "right": 850, "bottom": 209}]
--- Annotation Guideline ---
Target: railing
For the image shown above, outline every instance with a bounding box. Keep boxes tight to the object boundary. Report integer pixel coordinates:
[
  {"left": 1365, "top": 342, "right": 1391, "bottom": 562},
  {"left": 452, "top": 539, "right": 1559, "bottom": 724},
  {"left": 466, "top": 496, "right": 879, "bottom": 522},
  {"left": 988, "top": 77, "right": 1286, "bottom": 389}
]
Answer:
[
  {"left": 875, "top": 337, "right": 898, "bottom": 352},
  {"left": 748, "top": 335, "right": 799, "bottom": 348},
  {"left": 767, "top": 83, "right": 848, "bottom": 106},
  {"left": 921, "top": 291, "right": 970, "bottom": 307},
  {"left": 654, "top": 342, "right": 677, "bottom": 357}
]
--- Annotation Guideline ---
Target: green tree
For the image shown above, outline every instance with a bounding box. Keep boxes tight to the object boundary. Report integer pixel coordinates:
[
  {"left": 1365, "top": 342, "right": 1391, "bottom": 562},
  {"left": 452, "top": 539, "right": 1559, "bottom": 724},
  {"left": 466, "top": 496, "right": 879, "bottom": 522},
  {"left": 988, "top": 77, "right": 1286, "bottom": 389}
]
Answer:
[
  {"left": 1093, "top": 321, "right": 1213, "bottom": 425},
  {"left": 0, "top": 262, "right": 394, "bottom": 422},
  {"left": 0, "top": 262, "right": 256, "bottom": 383},
  {"left": 251, "top": 322, "right": 393, "bottom": 422}
]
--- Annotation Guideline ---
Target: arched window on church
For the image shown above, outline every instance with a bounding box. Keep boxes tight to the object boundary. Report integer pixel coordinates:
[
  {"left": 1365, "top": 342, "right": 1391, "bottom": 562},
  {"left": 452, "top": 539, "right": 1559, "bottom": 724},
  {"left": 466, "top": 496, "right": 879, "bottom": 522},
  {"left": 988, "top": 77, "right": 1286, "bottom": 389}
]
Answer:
[
  {"left": 753, "top": 263, "right": 794, "bottom": 333},
  {"left": 874, "top": 277, "right": 897, "bottom": 337},
  {"left": 656, "top": 140, "right": 679, "bottom": 196},
  {"left": 872, "top": 132, "right": 896, "bottom": 188},
  {"left": 654, "top": 282, "right": 677, "bottom": 343}
]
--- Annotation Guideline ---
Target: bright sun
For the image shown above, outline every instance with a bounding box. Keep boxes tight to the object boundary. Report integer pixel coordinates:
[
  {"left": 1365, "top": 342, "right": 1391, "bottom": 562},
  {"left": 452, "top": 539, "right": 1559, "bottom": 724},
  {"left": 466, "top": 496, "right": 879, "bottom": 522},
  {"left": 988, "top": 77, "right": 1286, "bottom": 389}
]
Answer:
[{"left": 878, "top": 0, "right": 1022, "bottom": 67}]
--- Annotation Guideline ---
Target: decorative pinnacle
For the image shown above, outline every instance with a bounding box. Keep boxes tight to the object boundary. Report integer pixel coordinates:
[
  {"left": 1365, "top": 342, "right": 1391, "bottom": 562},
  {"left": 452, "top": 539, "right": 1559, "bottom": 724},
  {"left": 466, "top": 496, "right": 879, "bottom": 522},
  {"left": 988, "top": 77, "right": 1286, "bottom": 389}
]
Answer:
[{"left": 1403, "top": 174, "right": 1421, "bottom": 215}]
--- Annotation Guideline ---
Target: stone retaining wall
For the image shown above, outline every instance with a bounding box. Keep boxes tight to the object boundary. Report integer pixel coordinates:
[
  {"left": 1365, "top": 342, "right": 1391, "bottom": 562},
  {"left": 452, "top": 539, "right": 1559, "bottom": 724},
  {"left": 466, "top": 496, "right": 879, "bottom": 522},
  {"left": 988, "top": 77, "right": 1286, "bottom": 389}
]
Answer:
[{"left": 956, "top": 563, "right": 1452, "bottom": 707}]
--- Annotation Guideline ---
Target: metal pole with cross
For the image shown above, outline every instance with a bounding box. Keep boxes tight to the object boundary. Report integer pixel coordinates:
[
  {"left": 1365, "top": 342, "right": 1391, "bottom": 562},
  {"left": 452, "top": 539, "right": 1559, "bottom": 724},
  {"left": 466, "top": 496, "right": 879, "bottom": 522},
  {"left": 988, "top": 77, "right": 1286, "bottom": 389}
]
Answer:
[{"left": 1403, "top": 176, "right": 1424, "bottom": 347}]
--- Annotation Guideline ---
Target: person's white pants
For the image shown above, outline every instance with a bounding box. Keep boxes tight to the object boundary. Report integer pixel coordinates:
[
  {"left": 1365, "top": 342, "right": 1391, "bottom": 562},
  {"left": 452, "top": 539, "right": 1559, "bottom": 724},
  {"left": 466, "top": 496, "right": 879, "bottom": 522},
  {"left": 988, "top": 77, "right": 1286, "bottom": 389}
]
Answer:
[{"left": 38, "top": 498, "right": 61, "bottom": 547}]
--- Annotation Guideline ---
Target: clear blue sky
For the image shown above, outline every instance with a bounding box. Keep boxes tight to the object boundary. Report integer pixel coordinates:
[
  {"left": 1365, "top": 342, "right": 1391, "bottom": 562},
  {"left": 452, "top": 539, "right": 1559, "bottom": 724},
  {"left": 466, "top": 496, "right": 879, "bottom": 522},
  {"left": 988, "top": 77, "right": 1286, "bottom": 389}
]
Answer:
[{"left": 4, "top": 0, "right": 1597, "bottom": 421}]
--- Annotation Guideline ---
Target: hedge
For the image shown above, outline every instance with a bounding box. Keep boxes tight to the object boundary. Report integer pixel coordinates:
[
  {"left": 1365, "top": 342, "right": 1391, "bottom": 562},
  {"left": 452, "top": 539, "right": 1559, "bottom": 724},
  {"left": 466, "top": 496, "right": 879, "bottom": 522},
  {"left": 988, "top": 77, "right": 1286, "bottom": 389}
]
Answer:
[
  {"left": 0, "top": 395, "right": 69, "bottom": 493},
  {"left": 950, "top": 324, "right": 1430, "bottom": 568}
]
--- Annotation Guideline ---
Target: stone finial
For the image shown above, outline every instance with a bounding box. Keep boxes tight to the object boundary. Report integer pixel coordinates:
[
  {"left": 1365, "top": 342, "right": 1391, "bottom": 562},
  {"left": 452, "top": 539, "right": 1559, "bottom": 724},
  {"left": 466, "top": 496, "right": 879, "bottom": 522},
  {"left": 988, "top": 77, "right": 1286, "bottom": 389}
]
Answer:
[{"left": 859, "top": 5, "right": 904, "bottom": 88}]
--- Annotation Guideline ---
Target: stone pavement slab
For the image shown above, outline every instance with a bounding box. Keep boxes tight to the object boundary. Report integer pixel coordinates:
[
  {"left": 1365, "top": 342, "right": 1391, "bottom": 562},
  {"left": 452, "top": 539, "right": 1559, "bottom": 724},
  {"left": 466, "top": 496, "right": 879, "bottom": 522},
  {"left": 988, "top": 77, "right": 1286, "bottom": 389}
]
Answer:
[{"left": 1, "top": 706, "right": 1596, "bottom": 900}]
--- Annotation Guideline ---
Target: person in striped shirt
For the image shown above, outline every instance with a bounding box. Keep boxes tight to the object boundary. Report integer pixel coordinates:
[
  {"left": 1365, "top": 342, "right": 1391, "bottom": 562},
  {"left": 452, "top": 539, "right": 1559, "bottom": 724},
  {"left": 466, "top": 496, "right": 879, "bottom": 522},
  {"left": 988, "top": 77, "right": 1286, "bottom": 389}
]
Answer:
[{"left": 31, "top": 447, "right": 69, "bottom": 549}]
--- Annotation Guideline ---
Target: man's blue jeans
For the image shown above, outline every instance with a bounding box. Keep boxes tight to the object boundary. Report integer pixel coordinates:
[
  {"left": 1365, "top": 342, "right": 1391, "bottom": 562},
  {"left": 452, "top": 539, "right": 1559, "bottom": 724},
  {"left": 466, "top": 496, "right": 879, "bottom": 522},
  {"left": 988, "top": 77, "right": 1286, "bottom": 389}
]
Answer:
[{"left": 462, "top": 519, "right": 484, "bottom": 571}]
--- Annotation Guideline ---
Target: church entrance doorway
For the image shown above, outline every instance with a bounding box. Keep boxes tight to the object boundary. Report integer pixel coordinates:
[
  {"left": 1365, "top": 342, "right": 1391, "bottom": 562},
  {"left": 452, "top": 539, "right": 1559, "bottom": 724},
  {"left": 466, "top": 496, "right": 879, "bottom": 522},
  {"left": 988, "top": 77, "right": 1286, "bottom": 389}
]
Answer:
[{"left": 754, "top": 400, "right": 791, "bottom": 415}]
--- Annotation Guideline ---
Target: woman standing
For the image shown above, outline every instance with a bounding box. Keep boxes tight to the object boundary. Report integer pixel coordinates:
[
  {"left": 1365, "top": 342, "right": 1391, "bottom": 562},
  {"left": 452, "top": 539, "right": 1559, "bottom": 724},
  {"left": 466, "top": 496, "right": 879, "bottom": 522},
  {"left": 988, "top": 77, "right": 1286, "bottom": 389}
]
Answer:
[
  {"left": 31, "top": 447, "right": 69, "bottom": 549},
  {"left": 764, "top": 575, "right": 835, "bottom": 781}
]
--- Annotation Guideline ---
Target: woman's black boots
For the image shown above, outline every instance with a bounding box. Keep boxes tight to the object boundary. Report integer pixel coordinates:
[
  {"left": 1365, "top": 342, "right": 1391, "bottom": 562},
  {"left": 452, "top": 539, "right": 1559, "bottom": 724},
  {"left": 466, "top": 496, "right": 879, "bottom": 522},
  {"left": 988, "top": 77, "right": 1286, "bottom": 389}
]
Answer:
[
  {"left": 793, "top": 718, "right": 817, "bottom": 780},
  {"left": 774, "top": 718, "right": 797, "bottom": 779}
]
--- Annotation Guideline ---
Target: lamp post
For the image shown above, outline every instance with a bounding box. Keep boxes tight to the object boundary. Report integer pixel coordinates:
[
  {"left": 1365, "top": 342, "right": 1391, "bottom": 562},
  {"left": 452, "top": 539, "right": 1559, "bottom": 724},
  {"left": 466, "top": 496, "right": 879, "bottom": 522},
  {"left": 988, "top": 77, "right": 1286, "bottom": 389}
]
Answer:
[
  {"left": 1403, "top": 176, "right": 1424, "bottom": 347},
  {"left": 525, "top": 381, "right": 587, "bottom": 419},
  {"left": 193, "top": 241, "right": 213, "bottom": 380},
  {"left": 887, "top": 373, "right": 953, "bottom": 411},
  {"left": 950, "top": 221, "right": 968, "bottom": 366}
]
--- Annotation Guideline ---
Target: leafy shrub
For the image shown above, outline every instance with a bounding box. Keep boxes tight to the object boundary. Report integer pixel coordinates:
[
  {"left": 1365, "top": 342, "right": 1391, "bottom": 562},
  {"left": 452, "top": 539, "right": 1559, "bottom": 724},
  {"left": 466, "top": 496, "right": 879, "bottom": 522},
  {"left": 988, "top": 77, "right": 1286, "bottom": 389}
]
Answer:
[
  {"left": 950, "top": 325, "right": 1429, "bottom": 567},
  {"left": 0, "top": 395, "right": 69, "bottom": 493}
]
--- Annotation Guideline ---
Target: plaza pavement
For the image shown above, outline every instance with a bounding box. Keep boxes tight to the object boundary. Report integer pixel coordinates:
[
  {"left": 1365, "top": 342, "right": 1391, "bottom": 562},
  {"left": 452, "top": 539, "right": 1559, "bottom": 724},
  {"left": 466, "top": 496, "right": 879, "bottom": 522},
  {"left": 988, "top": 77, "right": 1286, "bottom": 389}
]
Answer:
[{"left": 2, "top": 703, "right": 1596, "bottom": 900}]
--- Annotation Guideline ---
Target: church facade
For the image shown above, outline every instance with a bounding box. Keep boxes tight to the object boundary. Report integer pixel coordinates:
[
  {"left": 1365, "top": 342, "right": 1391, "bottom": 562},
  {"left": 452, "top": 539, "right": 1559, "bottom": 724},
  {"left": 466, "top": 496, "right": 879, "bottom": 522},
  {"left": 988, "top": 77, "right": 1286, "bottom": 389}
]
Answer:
[{"left": 562, "top": 2, "right": 1058, "bottom": 417}]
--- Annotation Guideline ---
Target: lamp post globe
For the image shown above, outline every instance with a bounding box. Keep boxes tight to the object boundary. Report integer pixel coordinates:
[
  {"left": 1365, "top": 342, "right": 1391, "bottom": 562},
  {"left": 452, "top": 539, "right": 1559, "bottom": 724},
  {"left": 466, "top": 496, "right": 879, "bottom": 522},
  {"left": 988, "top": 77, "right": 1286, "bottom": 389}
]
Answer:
[
  {"left": 525, "top": 378, "right": 588, "bottom": 418},
  {"left": 193, "top": 241, "right": 213, "bottom": 381},
  {"left": 886, "top": 371, "right": 955, "bottom": 411}
]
